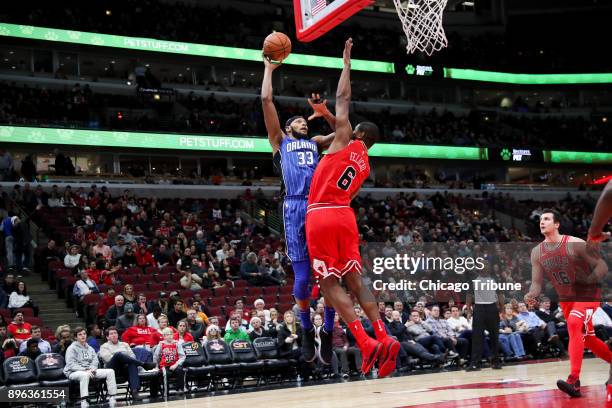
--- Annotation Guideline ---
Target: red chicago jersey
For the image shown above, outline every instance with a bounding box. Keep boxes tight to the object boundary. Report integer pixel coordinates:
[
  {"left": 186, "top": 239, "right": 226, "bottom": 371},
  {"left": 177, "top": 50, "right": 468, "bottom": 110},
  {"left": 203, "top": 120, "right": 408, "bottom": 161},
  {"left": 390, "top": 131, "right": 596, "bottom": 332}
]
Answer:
[
  {"left": 308, "top": 140, "right": 370, "bottom": 206},
  {"left": 159, "top": 342, "right": 179, "bottom": 367},
  {"left": 537, "top": 235, "right": 600, "bottom": 301}
]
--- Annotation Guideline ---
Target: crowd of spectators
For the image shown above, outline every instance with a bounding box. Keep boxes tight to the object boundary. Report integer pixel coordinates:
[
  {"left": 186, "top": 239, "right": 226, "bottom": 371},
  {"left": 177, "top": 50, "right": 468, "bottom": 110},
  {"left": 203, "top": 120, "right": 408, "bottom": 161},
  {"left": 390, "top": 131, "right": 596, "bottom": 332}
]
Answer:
[
  {"left": 3, "top": 0, "right": 608, "bottom": 72},
  {"left": 1, "top": 174, "right": 611, "bottom": 403},
  {"left": 1, "top": 82, "right": 610, "bottom": 150},
  {"left": 3, "top": 283, "right": 611, "bottom": 404}
]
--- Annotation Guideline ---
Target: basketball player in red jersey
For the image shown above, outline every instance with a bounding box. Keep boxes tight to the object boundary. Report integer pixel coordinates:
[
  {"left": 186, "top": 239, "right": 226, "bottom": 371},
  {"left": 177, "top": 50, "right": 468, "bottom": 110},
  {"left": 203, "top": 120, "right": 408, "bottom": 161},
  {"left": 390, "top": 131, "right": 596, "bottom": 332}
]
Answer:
[
  {"left": 586, "top": 180, "right": 612, "bottom": 402},
  {"left": 525, "top": 208, "right": 609, "bottom": 397},
  {"left": 305, "top": 38, "right": 400, "bottom": 378}
]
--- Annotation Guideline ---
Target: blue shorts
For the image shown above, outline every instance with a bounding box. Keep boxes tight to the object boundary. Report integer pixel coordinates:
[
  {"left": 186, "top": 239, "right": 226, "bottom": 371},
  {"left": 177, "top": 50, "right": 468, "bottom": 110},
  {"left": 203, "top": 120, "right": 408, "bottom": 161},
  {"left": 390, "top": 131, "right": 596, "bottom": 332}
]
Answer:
[{"left": 282, "top": 196, "right": 309, "bottom": 263}]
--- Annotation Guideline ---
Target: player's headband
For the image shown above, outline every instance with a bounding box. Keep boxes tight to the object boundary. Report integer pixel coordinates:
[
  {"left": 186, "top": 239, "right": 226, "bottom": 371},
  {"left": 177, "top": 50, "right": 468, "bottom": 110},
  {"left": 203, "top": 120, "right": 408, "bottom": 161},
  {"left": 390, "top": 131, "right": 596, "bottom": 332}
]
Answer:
[{"left": 285, "top": 116, "right": 304, "bottom": 128}]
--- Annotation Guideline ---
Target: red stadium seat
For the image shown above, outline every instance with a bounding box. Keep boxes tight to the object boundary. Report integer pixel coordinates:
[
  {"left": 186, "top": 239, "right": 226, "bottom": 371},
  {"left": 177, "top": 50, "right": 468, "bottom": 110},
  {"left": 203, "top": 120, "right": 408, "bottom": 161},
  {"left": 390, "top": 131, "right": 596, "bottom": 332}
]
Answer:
[
  {"left": 162, "top": 265, "right": 176, "bottom": 275},
  {"left": 48, "top": 260, "right": 63, "bottom": 271},
  {"left": 208, "top": 306, "right": 224, "bottom": 318},
  {"left": 165, "top": 282, "right": 180, "bottom": 291},
  {"left": 145, "top": 267, "right": 160, "bottom": 275},
  {"left": 144, "top": 291, "right": 158, "bottom": 300},
  {"left": 54, "top": 269, "right": 72, "bottom": 279},
  {"left": 28, "top": 317, "right": 44, "bottom": 327},
  {"left": 231, "top": 287, "right": 248, "bottom": 297},
  {"left": 199, "top": 289, "right": 213, "bottom": 299},
  {"left": 41, "top": 327, "right": 55, "bottom": 342},
  {"left": 127, "top": 267, "right": 143, "bottom": 275},
  {"left": 278, "top": 294, "right": 293, "bottom": 304},
  {"left": 244, "top": 296, "right": 259, "bottom": 307},
  {"left": 262, "top": 295, "right": 278, "bottom": 305},
  {"left": 82, "top": 294, "right": 101, "bottom": 306},
  {"left": 0, "top": 309, "right": 11, "bottom": 320},
  {"left": 132, "top": 284, "right": 148, "bottom": 293},
  {"left": 121, "top": 274, "right": 138, "bottom": 284},
  {"left": 277, "top": 303, "right": 294, "bottom": 314},
  {"left": 137, "top": 275, "right": 154, "bottom": 284},
  {"left": 148, "top": 283, "right": 163, "bottom": 292},
  {"left": 213, "top": 286, "right": 229, "bottom": 297},
  {"left": 233, "top": 280, "right": 248, "bottom": 288},
  {"left": 156, "top": 274, "right": 171, "bottom": 282},
  {"left": 225, "top": 296, "right": 240, "bottom": 307},
  {"left": 178, "top": 290, "right": 193, "bottom": 299}
]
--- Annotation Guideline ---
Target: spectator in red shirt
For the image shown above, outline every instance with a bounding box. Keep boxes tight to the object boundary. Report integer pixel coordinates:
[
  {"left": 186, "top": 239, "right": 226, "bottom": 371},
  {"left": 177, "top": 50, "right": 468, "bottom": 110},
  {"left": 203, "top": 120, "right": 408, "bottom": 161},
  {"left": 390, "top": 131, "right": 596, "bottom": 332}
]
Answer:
[
  {"left": 98, "top": 288, "right": 116, "bottom": 322},
  {"left": 85, "top": 260, "right": 102, "bottom": 284},
  {"left": 100, "top": 259, "right": 120, "bottom": 286},
  {"left": 228, "top": 299, "right": 250, "bottom": 321},
  {"left": 181, "top": 214, "right": 197, "bottom": 233},
  {"left": 158, "top": 220, "right": 171, "bottom": 238},
  {"left": 135, "top": 246, "right": 156, "bottom": 268},
  {"left": 121, "top": 314, "right": 158, "bottom": 347},
  {"left": 174, "top": 320, "right": 194, "bottom": 343},
  {"left": 7, "top": 312, "right": 32, "bottom": 345},
  {"left": 0, "top": 322, "right": 18, "bottom": 359}
]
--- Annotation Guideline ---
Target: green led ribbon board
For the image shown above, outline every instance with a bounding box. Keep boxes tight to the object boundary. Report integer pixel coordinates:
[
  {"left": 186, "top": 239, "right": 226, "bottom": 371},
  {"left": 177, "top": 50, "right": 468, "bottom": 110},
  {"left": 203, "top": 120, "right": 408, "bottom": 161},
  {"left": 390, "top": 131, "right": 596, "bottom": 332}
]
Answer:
[
  {"left": 0, "top": 23, "right": 394, "bottom": 73},
  {"left": 443, "top": 68, "right": 612, "bottom": 85},
  {"left": 2, "top": 126, "right": 609, "bottom": 162},
  {"left": 0, "top": 126, "right": 483, "bottom": 159},
  {"left": 546, "top": 150, "right": 612, "bottom": 164}
]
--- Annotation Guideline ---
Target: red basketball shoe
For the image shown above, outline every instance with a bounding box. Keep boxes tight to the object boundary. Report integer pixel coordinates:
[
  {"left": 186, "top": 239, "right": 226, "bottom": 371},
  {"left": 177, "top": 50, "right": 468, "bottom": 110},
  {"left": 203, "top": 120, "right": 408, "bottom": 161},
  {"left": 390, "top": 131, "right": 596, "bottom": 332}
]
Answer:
[
  {"left": 377, "top": 337, "right": 401, "bottom": 378},
  {"left": 360, "top": 338, "right": 382, "bottom": 375},
  {"left": 557, "top": 376, "right": 581, "bottom": 398}
]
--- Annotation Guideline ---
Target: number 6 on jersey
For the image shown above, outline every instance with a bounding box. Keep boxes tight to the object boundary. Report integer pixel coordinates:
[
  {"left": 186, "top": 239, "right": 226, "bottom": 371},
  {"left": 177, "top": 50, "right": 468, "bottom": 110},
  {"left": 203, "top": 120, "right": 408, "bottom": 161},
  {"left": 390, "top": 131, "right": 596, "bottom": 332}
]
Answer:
[{"left": 337, "top": 165, "right": 356, "bottom": 191}]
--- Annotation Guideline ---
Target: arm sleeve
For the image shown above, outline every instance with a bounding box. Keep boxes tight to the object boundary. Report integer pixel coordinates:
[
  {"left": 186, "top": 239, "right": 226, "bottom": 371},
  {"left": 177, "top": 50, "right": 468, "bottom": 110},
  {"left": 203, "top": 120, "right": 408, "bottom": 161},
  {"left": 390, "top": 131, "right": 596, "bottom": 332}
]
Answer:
[
  {"left": 152, "top": 344, "right": 161, "bottom": 364},
  {"left": 98, "top": 344, "right": 112, "bottom": 364},
  {"left": 88, "top": 347, "right": 99, "bottom": 369},
  {"left": 63, "top": 345, "right": 79, "bottom": 374},
  {"left": 7, "top": 292, "right": 19, "bottom": 308},
  {"left": 176, "top": 344, "right": 186, "bottom": 366}
]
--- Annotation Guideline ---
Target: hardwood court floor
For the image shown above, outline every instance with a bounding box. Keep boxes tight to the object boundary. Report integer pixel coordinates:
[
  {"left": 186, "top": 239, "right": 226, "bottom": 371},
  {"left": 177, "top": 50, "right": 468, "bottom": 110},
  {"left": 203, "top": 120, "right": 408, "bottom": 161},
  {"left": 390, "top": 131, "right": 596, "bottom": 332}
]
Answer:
[{"left": 141, "top": 358, "right": 610, "bottom": 408}]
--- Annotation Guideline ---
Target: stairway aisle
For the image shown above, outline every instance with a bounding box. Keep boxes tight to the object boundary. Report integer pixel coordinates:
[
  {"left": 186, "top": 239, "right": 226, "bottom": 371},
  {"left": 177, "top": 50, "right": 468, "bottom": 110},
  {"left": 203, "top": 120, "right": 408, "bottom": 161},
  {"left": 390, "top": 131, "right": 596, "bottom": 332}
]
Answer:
[{"left": 22, "top": 275, "right": 85, "bottom": 331}]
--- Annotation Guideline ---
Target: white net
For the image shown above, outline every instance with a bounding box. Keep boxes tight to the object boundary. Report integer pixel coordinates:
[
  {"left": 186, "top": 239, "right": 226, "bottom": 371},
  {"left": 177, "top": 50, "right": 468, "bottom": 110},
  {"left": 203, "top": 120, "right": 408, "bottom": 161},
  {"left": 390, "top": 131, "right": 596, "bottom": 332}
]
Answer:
[{"left": 393, "top": 0, "right": 448, "bottom": 55}]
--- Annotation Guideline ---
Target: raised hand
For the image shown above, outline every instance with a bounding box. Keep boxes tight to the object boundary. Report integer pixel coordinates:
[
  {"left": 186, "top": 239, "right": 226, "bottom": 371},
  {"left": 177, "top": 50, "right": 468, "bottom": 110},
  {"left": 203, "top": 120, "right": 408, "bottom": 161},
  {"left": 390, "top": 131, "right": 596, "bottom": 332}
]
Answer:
[
  {"left": 343, "top": 38, "right": 353, "bottom": 66},
  {"left": 263, "top": 52, "right": 281, "bottom": 71},
  {"left": 307, "top": 93, "right": 330, "bottom": 121}
]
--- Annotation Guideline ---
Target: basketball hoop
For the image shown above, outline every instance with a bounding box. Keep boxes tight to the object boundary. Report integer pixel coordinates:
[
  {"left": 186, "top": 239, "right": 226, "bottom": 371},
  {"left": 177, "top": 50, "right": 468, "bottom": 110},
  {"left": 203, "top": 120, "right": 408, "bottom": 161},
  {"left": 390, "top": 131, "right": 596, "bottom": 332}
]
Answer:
[{"left": 393, "top": 0, "right": 448, "bottom": 55}]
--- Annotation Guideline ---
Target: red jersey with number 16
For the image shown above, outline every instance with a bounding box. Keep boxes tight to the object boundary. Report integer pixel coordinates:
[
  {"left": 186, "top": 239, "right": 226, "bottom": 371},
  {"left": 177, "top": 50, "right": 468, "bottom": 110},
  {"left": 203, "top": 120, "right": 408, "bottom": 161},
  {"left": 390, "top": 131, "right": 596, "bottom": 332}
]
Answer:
[
  {"left": 537, "top": 235, "right": 600, "bottom": 301},
  {"left": 307, "top": 140, "right": 370, "bottom": 207}
]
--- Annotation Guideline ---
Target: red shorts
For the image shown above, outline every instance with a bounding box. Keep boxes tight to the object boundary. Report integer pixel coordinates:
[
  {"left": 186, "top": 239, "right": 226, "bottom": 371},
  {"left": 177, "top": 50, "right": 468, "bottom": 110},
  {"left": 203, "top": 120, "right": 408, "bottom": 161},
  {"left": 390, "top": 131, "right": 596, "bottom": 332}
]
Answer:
[
  {"left": 559, "top": 301, "right": 600, "bottom": 336},
  {"left": 305, "top": 205, "right": 362, "bottom": 280}
]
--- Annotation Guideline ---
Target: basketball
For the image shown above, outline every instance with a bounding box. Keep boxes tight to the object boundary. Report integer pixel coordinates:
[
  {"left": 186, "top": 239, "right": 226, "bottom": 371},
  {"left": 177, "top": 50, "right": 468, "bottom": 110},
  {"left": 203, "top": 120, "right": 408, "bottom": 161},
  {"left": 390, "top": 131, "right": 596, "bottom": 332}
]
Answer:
[{"left": 263, "top": 32, "right": 292, "bottom": 62}]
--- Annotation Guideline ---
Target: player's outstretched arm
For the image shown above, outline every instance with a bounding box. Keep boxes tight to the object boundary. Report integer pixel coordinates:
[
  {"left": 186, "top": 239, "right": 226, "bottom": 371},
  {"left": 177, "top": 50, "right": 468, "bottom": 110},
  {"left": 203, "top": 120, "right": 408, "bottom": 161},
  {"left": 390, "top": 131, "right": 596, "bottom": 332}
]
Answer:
[
  {"left": 524, "top": 246, "right": 544, "bottom": 304},
  {"left": 327, "top": 38, "right": 353, "bottom": 155},
  {"left": 308, "top": 93, "right": 336, "bottom": 129},
  {"left": 588, "top": 180, "right": 612, "bottom": 242},
  {"left": 309, "top": 93, "right": 337, "bottom": 151},
  {"left": 261, "top": 56, "right": 284, "bottom": 155},
  {"left": 571, "top": 237, "right": 609, "bottom": 284}
]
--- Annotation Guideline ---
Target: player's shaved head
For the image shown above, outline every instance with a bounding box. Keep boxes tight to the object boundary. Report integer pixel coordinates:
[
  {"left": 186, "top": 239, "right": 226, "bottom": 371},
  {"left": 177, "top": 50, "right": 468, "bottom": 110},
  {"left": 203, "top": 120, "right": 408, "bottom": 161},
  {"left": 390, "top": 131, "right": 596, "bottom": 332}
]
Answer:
[{"left": 354, "top": 121, "right": 379, "bottom": 148}]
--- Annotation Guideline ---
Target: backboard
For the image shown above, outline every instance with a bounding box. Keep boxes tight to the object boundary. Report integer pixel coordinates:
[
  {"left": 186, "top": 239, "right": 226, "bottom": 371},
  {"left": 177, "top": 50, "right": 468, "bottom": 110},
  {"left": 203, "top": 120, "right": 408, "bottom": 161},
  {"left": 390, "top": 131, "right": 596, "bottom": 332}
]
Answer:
[{"left": 293, "top": 0, "right": 374, "bottom": 42}]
